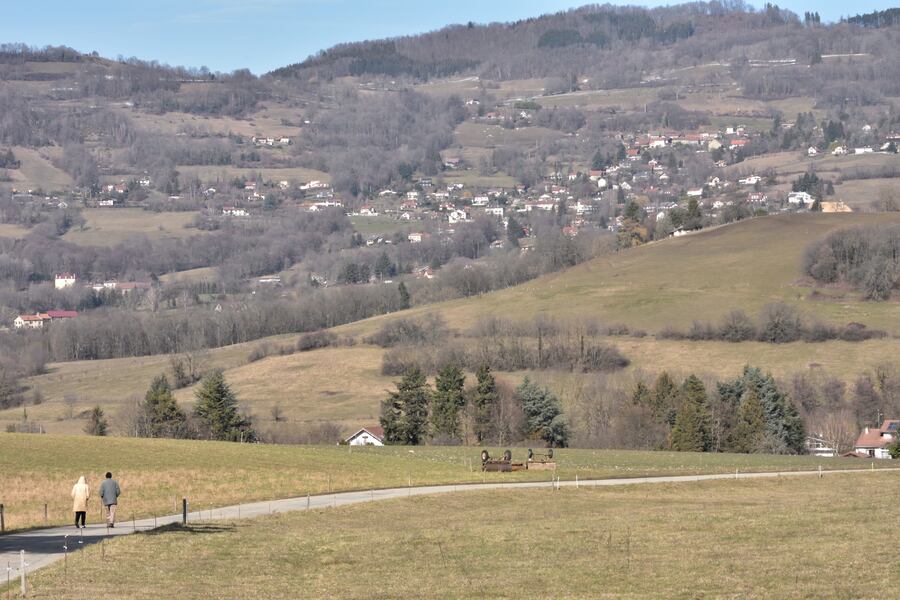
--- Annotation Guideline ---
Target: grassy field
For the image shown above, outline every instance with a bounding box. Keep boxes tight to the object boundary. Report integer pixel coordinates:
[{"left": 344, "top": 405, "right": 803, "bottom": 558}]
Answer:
[
  {"left": 7, "top": 146, "right": 73, "bottom": 191},
  {"left": 176, "top": 165, "right": 330, "bottom": 184},
  {"left": 349, "top": 216, "right": 413, "bottom": 237},
  {"left": 454, "top": 122, "right": 565, "bottom": 149},
  {"left": 833, "top": 177, "right": 898, "bottom": 210},
  {"left": 17, "top": 471, "right": 900, "bottom": 598},
  {"left": 62, "top": 208, "right": 203, "bottom": 246},
  {"left": 385, "top": 213, "right": 900, "bottom": 334},
  {"left": 0, "top": 223, "right": 30, "bottom": 239},
  {"left": 119, "top": 101, "right": 303, "bottom": 138},
  {"left": 0, "top": 433, "right": 887, "bottom": 533},
  {"left": 158, "top": 266, "right": 219, "bottom": 284},
  {"left": 2, "top": 341, "right": 262, "bottom": 435}
]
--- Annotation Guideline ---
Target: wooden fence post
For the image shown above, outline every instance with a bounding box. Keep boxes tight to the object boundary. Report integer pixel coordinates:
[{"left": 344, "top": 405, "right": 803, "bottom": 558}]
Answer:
[{"left": 182, "top": 498, "right": 188, "bottom": 525}]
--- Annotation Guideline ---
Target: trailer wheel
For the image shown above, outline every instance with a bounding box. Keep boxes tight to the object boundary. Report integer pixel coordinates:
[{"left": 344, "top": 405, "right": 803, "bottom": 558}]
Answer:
[
  {"left": 547, "top": 448, "right": 554, "bottom": 459},
  {"left": 503, "top": 449, "right": 512, "bottom": 462},
  {"left": 481, "top": 449, "right": 490, "bottom": 463}
]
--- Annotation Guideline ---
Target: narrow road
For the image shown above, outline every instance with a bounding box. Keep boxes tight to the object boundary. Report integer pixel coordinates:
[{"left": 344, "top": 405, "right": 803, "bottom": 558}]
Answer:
[{"left": 1, "top": 467, "right": 895, "bottom": 584}]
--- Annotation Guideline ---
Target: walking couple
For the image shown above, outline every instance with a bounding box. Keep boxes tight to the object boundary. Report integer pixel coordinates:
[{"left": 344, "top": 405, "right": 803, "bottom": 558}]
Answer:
[{"left": 71, "top": 472, "right": 121, "bottom": 529}]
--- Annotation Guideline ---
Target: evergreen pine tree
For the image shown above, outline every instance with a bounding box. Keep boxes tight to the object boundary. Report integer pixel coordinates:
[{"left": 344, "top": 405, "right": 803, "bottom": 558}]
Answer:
[
  {"left": 85, "top": 405, "right": 108, "bottom": 436},
  {"left": 142, "top": 374, "right": 190, "bottom": 438},
  {"left": 729, "top": 366, "right": 807, "bottom": 454},
  {"left": 379, "top": 366, "right": 431, "bottom": 445},
  {"left": 516, "top": 377, "right": 570, "bottom": 447},
  {"left": 730, "top": 390, "right": 765, "bottom": 453},
  {"left": 398, "top": 282, "right": 411, "bottom": 309},
  {"left": 431, "top": 363, "right": 466, "bottom": 440},
  {"left": 472, "top": 364, "right": 498, "bottom": 443},
  {"left": 632, "top": 381, "right": 651, "bottom": 406},
  {"left": 669, "top": 376, "right": 712, "bottom": 452},
  {"left": 374, "top": 251, "right": 393, "bottom": 280},
  {"left": 651, "top": 372, "right": 678, "bottom": 425},
  {"left": 194, "top": 371, "right": 255, "bottom": 442}
]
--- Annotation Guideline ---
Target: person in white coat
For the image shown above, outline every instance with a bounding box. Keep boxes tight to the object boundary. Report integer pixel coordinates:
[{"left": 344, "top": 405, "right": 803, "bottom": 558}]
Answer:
[{"left": 71, "top": 476, "right": 90, "bottom": 529}]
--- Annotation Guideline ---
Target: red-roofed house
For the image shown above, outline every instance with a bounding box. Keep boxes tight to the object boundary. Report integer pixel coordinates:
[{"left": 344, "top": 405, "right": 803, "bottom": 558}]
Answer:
[
  {"left": 345, "top": 426, "right": 385, "bottom": 446},
  {"left": 853, "top": 420, "right": 899, "bottom": 459}
]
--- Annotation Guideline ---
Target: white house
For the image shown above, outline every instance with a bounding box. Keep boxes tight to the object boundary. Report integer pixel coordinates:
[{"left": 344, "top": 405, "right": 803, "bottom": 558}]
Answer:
[
  {"left": 738, "top": 175, "right": 761, "bottom": 186},
  {"left": 854, "top": 147, "right": 874, "bottom": 155},
  {"left": 853, "top": 420, "right": 899, "bottom": 459},
  {"left": 686, "top": 189, "right": 704, "bottom": 197},
  {"left": 807, "top": 146, "right": 818, "bottom": 157},
  {"left": 222, "top": 207, "right": 249, "bottom": 217},
  {"left": 788, "top": 191, "right": 814, "bottom": 206},
  {"left": 14, "top": 314, "right": 48, "bottom": 329},
  {"left": 448, "top": 209, "right": 469, "bottom": 224},
  {"left": 345, "top": 426, "right": 385, "bottom": 446},
  {"left": 55, "top": 273, "right": 76, "bottom": 290}
]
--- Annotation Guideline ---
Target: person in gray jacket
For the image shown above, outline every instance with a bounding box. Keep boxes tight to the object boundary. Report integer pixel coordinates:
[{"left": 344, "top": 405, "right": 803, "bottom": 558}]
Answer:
[{"left": 99, "top": 472, "right": 121, "bottom": 527}]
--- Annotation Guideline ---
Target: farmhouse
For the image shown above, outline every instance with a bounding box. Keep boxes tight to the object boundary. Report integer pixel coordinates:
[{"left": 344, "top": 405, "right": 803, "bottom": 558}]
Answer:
[
  {"left": 13, "top": 314, "right": 49, "bottom": 329},
  {"left": 13, "top": 310, "right": 77, "bottom": 329},
  {"left": 345, "top": 426, "right": 385, "bottom": 446},
  {"left": 852, "top": 420, "right": 899, "bottom": 459}
]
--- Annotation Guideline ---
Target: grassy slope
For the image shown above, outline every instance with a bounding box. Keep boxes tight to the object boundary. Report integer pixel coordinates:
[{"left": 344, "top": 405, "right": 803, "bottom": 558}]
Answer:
[
  {"left": 0, "top": 433, "right": 887, "bottom": 533},
  {"left": 61, "top": 208, "right": 204, "bottom": 246},
  {"left": 19, "top": 472, "right": 900, "bottom": 598},
  {"left": 402, "top": 213, "right": 900, "bottom": 333},
  {"left": 7, "top": 213, "right": 900, "bottom": 435}
]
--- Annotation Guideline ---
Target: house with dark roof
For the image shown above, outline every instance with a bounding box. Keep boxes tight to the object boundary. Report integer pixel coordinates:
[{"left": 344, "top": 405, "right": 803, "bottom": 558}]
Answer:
[
  {"left": 345, "top": 426, "right": 385, "bottom": 446},
  {"left": 852, "top": 420, "right": 899, "bottom": 459}
]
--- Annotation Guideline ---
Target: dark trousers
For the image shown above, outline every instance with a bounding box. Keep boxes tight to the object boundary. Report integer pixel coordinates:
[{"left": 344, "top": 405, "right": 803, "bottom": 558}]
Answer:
[{"left": 75, "top": 511, "right": 86, "bottom": 527}]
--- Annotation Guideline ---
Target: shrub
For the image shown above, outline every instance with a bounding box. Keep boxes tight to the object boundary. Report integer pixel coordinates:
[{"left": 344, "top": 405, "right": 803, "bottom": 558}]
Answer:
[
  {"left": 366, "top": 315, "right": 447, "bottom": 348},
  {"left": 581, "top": 344, "right": 630, "bottom": 372},
  {"left": 719, "top": 310, "right": 756, "bottom": 342},
  {"left": 296, "top": 330, "right": 337, "bottom": 352},
  {"left": 757, "top": 303, "right": 803, "bottom": 343}
]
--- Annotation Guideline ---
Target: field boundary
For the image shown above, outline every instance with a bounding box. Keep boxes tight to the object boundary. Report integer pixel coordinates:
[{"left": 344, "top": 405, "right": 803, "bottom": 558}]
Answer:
[{"left": 2, "top": 466, "right": 897, "bottom": 585}]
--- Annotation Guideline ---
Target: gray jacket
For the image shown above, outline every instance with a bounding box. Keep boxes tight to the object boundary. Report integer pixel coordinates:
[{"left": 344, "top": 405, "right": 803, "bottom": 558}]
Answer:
[{"left": 100, "top": 479, "right": 121, "bottom": 506}]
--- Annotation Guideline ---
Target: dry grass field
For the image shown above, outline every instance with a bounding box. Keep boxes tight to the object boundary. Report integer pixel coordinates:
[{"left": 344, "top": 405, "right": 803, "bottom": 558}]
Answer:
[
  {"left": 348, "top": 216, "right": 413, "bottom": 237},
  {"left": 389, "top": 213, "right": 900, "bottom": 334},
  {"left": 175, "top": 165, "right": 330, "bottom": 184},
  {"left": 0, "top": 223, "right": 30, "bottom": 239},
  {"left": 6, "top": 146, "right": 73, "bottom": 191},
  {"left": 61, "top": 208, "right": 203, "bottom": 246},
  {"left": 158, "top": 266, "right": 219, "bottom": 284},
  {"left": 0, "top": 433, "right": 885, "bottom": 533},
  {"left": 17, "top": 472, "right": 900, "bottom": 598},
  {"left": 119, "top": 100, "right": 303, "bottom": 139},
  {"left": 454, "top": 122, "right": 566, "bottom": 149},
  {"left": 833, "top": 177, "right": 898, "bottom": 210}
]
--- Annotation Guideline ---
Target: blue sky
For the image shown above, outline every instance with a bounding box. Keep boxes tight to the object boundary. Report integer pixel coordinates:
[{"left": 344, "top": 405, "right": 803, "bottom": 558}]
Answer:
[{"left": 1, "top": 1, "right": 895, "bottom": 74}]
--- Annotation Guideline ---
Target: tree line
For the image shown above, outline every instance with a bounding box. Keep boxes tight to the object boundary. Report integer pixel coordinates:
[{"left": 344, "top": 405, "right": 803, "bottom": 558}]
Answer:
[
  {"left": 804, "top": 225, "right": 900, "bottom": 301},
  {"left": 380, "top": 364, "right": 569, "bottom": 448}
]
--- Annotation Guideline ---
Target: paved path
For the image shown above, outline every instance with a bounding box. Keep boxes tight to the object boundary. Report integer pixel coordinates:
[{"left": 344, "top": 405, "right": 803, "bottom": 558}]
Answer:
[{"left": 2, "top": 467, "right": 896, "bottom": 584}]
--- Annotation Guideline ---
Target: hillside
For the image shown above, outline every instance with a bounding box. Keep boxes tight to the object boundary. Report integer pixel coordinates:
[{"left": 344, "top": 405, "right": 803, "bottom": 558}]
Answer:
[
  {"left": 6, "top": 212, "right": 900, "bottom": 437},
  {"left": 401, "top": 212, "right": 900, "bottom": 333}
]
